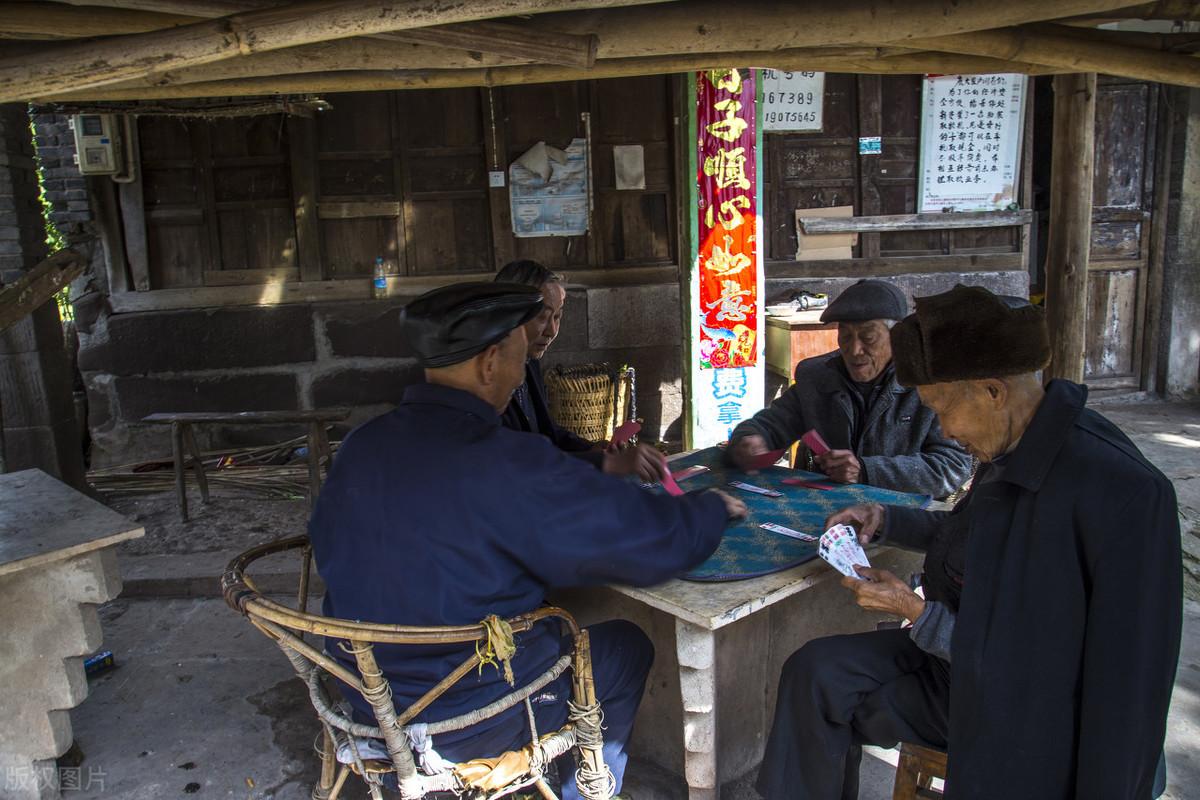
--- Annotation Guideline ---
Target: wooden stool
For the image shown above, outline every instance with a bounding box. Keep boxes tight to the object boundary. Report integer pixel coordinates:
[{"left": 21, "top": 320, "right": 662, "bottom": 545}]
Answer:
[
  {"left": 893, "top": 742, "right": 947, "bottom": 799},
  {"left": 142, "top": 409, "right": 349, "bottom": 520}
]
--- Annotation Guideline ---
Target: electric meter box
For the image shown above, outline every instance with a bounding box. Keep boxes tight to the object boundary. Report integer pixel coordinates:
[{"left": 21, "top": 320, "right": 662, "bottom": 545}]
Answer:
[{"left": 70, "top": 114, "right": 123, "bottom": 176}]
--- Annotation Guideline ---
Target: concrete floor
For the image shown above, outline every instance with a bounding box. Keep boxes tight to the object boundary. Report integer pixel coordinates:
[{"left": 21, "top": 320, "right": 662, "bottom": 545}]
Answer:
[{"left": 61, "top": 399, "right": 1200, "bottom": 799}]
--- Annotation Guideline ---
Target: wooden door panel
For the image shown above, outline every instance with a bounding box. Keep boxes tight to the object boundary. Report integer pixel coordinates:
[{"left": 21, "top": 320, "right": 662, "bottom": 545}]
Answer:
[
  {"left": 1084, "top": 80, "right": 1157, "bottom": 389},
  {"left": 1085, "top": 269, "right": 1140, "bottom": 381}
]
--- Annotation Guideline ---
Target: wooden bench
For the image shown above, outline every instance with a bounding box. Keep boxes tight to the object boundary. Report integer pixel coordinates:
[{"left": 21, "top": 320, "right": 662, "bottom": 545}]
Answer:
[{"left": 142, "top": 409, "right": 350, "bottom": 521}]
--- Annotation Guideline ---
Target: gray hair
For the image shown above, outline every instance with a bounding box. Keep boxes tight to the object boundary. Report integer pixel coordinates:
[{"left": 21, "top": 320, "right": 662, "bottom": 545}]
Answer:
[{"left": 494, "top": 259, "right": 564, "bottom": 289}]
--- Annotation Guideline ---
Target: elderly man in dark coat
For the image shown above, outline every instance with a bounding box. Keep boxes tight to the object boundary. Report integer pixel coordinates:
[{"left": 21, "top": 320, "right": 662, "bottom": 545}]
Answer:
[
  {"left": 310, "top": 282, "right": 746, "bottom": 800},
  {"left": 729, "top": 279, "right": 971, "bottom": 498},
  {"left": 495, "top": 259, "right": 668, "bottom": 483},
  {"left": 756, "top": 285, "right": 1181, "bottom": 800}
]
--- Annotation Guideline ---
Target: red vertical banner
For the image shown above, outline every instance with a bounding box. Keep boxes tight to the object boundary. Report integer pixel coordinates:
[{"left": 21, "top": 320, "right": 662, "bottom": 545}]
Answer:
[{"left": 697, "top": 68, "right": 758, "bottom": 370}]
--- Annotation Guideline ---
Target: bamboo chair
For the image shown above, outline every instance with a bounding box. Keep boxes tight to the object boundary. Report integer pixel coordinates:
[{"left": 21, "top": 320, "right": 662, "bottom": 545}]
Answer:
[{"left": 222, "top": 536, "right": 613, "bottom": 800}]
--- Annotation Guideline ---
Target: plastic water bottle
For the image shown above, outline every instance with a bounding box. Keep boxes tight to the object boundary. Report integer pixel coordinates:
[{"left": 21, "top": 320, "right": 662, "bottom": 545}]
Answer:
[{"left": 372, "top": 256, "right": 387, "bottom": 299}]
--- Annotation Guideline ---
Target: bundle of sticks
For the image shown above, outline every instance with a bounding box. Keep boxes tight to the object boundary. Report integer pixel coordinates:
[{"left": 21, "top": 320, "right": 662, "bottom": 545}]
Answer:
[{"left": 88, "top": 436, "right": 340, "bottom": 500}]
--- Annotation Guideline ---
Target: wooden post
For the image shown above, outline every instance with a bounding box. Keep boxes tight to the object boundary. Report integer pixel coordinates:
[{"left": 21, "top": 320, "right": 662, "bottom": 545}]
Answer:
[
  {"left": 1044, "top": 73, "right": 1097, "bottom": 384},
  {"left": 171, "top": 420, "right": 189, "bottom": 521}
]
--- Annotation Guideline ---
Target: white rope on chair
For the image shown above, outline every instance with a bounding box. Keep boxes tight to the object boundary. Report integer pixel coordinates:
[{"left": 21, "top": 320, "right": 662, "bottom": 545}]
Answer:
[{"left": 567, "top": 699, "right": 615, "bottom": 800}]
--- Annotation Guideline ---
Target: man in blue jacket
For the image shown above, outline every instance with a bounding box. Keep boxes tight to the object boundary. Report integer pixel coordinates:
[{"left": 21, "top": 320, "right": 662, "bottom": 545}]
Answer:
[
  {"left": 757, "top": 286, "right": 1180, "bottom": 800},
  {"left": 309, "top": 282, "right": 745, "bottom": 799},
  {"left": 729, "top": 280, "right": 971, "bottom": 498}
]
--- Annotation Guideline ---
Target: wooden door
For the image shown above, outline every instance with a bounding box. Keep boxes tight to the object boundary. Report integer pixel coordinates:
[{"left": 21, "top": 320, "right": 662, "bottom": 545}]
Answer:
[{"left": 1084, "top": 78, "right": 1160, "bottom": 390}]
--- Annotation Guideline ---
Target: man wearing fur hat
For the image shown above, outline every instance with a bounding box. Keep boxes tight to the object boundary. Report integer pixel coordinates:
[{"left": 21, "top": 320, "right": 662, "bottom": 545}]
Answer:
[
  {"left": 729, "top": 279, "right": 971, "bottom": 498},
  {"left": 756, "top": 285, "right": 1180, "bottom": 800}
]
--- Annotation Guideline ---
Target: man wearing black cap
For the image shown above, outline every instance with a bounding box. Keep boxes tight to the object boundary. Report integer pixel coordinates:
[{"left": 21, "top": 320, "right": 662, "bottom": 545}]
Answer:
[
  {"left": 729, "top": 279, "right": 971, "bottom": 498},
  {"left": 756, "top": 285, "right": 1180, "bottom": 800},
  {"left": 309, "top": 282, "right": 746, "bottom": 799}
]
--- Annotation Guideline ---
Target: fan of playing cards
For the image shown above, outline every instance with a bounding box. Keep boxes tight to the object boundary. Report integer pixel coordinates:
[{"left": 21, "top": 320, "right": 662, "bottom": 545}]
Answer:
[{"left": 819, "top": 524, "right": 871, "bottom": 580}]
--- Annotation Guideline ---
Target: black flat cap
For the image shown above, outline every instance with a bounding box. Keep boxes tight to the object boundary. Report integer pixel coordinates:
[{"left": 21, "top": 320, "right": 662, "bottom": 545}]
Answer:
[
  {"left": 820, "top": 279, "right": 908, "bottom": 323},
  {"left": 890, "top": 285, "right": 1050, "bottom": 386},
  {"left": 401, "top": 282, "right": 543, "bottom": 368}
]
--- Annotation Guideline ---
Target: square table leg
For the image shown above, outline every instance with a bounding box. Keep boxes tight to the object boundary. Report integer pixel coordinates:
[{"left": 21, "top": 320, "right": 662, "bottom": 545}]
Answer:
[
  {"left": 170, "top": 421, "right": 188, "bottom": 522},
  {"left": 181, "top": 424, "right": 209, "bottom": 505},
  {"left": 676, "top": 618, "right": 719, "bottom": 800}
]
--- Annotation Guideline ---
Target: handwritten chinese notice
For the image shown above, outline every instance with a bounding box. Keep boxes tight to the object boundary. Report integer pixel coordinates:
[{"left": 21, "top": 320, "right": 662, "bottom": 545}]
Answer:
[
  {"left": 698, "top": 68, "right": 759, "bottom": 372},
  {"left": 761, "top": 70, "right": 824, "bottom": 132},
  {"left": 918, "top": 73, "right": 1027, "bottom": 213}
]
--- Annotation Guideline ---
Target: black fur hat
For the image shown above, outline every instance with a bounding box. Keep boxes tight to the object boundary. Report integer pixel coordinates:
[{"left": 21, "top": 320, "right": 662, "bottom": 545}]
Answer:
[{"left": 890, "top": 285, "right": 1050, "bottom": 387}]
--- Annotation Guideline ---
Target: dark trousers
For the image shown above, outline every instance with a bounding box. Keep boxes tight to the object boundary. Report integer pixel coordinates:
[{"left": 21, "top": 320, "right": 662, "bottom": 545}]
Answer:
[
  {"left": 757, "top": 628, "right": 951, "bottom": 800},
  {"left": 438, "top": 619, "right": 653, "bottom": 800}
]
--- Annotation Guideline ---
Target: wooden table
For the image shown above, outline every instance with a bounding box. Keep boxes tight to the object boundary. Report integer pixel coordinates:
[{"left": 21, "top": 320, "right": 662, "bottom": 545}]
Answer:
[
  {"left": 0, "top": 470, "right": 142, "bottom": 799},
  {"left": 764, "top": 310, "right": 839, "bottom": 380},
  {"left": 142, "top": 409, "right": 350, "bottom": 520},
  {"left": 555, "top": 547, "right": 922, "bottom": 799},
  {"left": 553, "top": 450, "right": 941, "bottom": 799}
]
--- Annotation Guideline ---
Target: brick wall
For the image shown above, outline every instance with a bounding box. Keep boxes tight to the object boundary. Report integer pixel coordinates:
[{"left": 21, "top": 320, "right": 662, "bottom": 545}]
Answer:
[{"left": 0, "top": 105, "right": 85, "bottom": 485}]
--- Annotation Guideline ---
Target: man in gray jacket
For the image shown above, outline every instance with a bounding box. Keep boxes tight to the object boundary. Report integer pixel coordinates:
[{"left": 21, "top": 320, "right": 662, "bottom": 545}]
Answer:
[{"left": 729, "top": 279, "right": 970, "bottom": 498}]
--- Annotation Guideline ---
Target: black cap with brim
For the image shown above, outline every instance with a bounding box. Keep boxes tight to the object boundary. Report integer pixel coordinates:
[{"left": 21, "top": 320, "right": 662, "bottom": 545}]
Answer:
[
  {"left": 819, "top": 279, "right": 908, "bottom": 323},
  {"left": 401, "top": 282, "right": 543, "bottom": 368}
]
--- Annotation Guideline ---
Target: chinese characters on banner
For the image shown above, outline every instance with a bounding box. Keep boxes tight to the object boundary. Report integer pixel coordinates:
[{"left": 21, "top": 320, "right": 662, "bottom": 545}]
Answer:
[
  {"left": 917, "top": 73, "right": 1026, "bottom": 213},
  {"left": 692, "top": 69, "right": 764, "bottom": 446},
  {"left": 698, "top": 68, "right": 758, "bottom": 371}
]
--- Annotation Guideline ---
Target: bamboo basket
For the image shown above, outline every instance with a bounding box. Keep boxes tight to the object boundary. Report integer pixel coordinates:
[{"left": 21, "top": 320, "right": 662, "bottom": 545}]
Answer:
[{"left": 544, "top": 363, "right": 635, "bottom": 442}]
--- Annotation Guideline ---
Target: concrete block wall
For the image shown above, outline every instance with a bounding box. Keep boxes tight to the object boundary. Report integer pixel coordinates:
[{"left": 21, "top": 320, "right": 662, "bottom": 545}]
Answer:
[
  {"left": 76, "top": 269, "right": 1030, "bottom": 467},
  {"left": 77, "top": 284, "right": 684, "bottom": 466}
]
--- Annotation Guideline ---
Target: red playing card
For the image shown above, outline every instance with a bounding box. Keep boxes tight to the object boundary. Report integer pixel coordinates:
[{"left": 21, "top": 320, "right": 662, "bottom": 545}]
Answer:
[
  {"left": 610, "top": 421, "right": 641, "bottom": 447},
  {"left": 661, "top": 471, "right": 685, "bottom": 496},
  {"left": 745, "top": 448, "right": 787, "bottom": 471},
  {"left": 781, "top": 478, "right": 835, "bottom": 491},
  {"left": 801, "top": 429, "right": 831, "bottom": 456},
  {"left": 671, "top": 465, "right": 710, "bottom": 482}
]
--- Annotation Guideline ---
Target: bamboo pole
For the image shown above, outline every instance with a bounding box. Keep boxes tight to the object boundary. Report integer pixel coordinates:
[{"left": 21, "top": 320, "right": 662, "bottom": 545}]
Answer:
[
  {"left": 42, "top": 48, "right": 1063, "bottom": 102},
  {"left": 906, "top": 23, "right": 1200, "bottom": 87},
  {"left": 525, "top": 0, "right": 1145, "bottom": 59},
  {"left": 0, "top": 2, "right": 196, "bottom": 39},
  {"left": 0, "top": 0, "right": 672, "bottom": 102},
  {"left": 96, "top": 38, "right": 530, "bottom": 91},
  {"left": 1043, "top": 73, "right": 1097, "bottom": 385},
  {"left": 1059, "top": 1, "right": 1200, "bottom": 24},
  {"left": 21, "top": 1, "right": 601, "bottom": 68}
]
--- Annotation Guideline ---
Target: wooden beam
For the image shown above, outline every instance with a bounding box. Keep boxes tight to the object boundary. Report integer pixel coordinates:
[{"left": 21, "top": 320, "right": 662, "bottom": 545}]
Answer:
[
  {"left": 28, "top": 1, "right": 595, "bottom": 68},
  {"left": 1059, "top": 1, "right": 1200, "bottom": 23},
  {"left": 44, "top": 0, "right": 277, "bottom": 15},
  {"left": 96, "top": 38, "right": 529, "bottom": 90},
  {"left": 766, "top": 253, "right": 1025, "bottom": 280},
  {"left": 378, "top": 21, "right": 596, "bottom": 68},
  {"left": 799, "top": 211, "right": 1034, "bottom": 235},
  {"left": 0, "top": 0, "right": 671, "bottom": 103},
  {"left": 1043, "top": 74, "right": 1097, "bottom": 384},
  {"left": 1046, "top": 25, "right": 1200, "bottom": 53},
  {"left": 907, "top": 23, "right": 1200, "bottom": 88},
  {"left": 0, "top": 249, "right": 87, "bottom": 332},
  {"left": 0, "top": 2, "right": 196, "bottom": 39},
  {"left": 526, "top": 0, "right": 1143, "bottom": 59},
  {"left": 42, "top": 47, "right": 1064, "bottom": 102},
  {"left": 106, "top": 265, "right": 679, "bottom": 312}
]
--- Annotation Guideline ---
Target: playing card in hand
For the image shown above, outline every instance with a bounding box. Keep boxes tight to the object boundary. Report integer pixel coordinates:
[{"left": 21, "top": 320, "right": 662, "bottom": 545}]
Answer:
[{"left": 818, "top": 523, "right": 871, "bottom": 580}]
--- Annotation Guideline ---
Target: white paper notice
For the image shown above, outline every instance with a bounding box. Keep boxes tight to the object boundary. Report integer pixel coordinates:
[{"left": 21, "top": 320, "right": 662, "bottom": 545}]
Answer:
[
  {"left": 918, "top": 73, "right": 1027, "bottom": 213},
  {"left": 761, "top": 70, "right": 824, "bottom": 132},
  {"left": 613, "top": 144, "right": 645, "bottom": 190}
]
